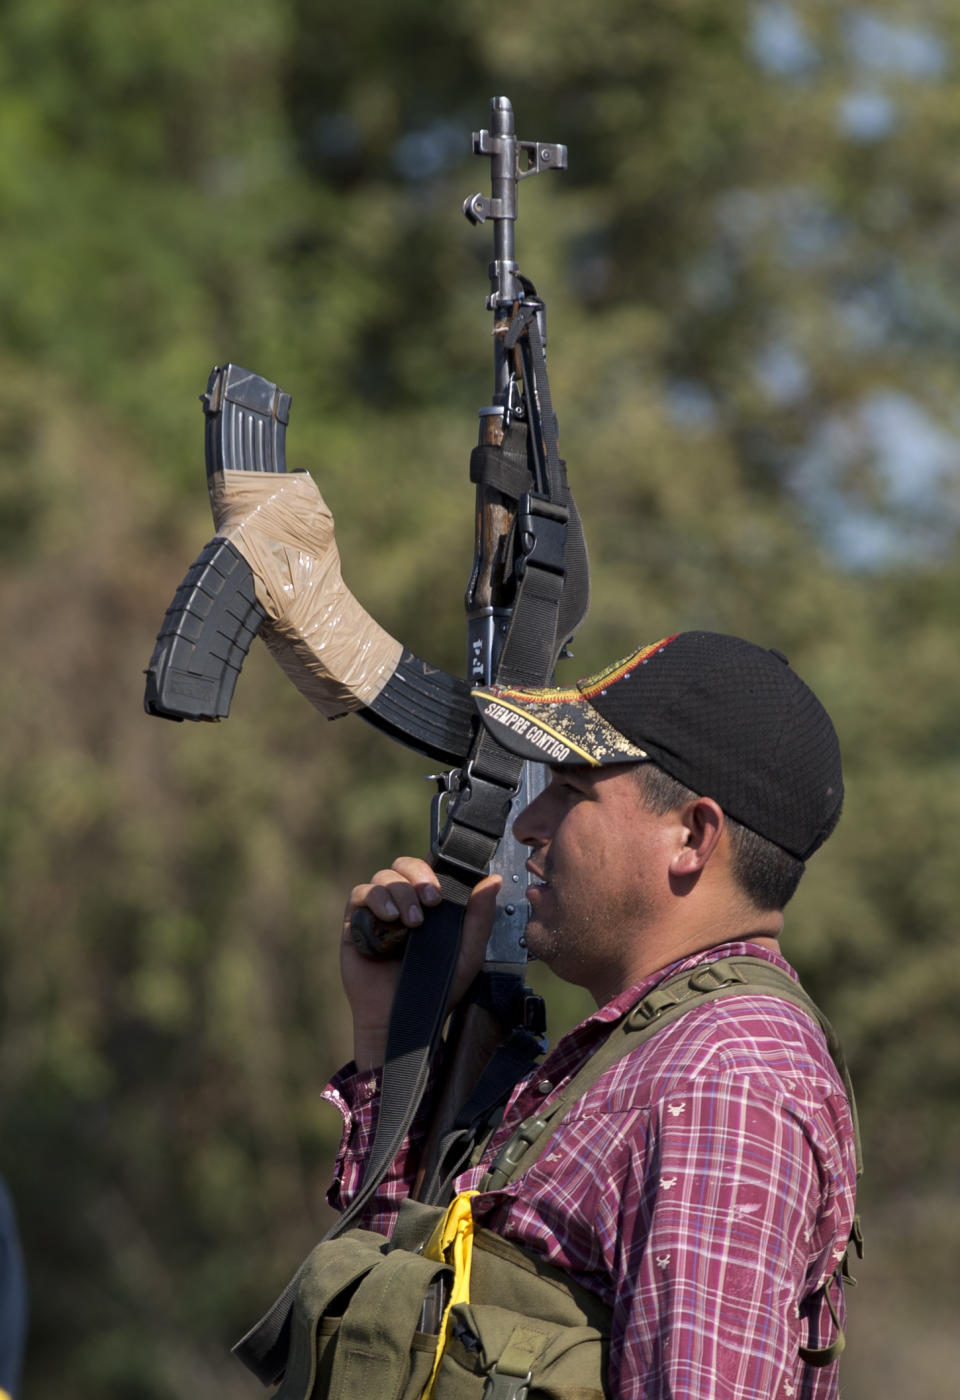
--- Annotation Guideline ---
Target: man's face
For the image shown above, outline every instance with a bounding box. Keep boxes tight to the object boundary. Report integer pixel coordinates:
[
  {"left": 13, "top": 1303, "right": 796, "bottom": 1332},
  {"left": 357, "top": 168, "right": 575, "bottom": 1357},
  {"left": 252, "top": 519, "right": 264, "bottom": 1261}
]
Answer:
[{"left": 512, "top": 763, "right": 676, "bottom": 1003}]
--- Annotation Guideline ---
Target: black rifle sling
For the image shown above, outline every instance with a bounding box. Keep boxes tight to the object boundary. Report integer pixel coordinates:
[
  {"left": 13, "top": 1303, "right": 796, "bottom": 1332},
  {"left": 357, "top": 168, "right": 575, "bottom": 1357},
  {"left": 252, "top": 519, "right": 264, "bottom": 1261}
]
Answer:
[
  {"left": 423, "top": 1021, "right": 544, "bottom": 1207},
  {"left": 353, "top": 496, "right": 571, "bottom": 1217},
  {"left": 348, "top": 317, "right": 573, "bottom": 1217},
  {"left": 339, "top": 299, "right": 574, "bottom": 1222},
  {"left": 368, "top": 303, "right": 578, "bottom": 1191},
  {"left": 233, "top": 312, "right": 576, "bottom": 1386},
  {"left": 231, "top": 880, "right": 483, "bottom": 1386}
]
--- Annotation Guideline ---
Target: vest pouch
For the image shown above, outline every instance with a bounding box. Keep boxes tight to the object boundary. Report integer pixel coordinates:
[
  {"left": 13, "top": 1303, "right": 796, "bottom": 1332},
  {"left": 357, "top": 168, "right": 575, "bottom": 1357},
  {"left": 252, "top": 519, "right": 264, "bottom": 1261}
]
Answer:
[
  {"left": 274, "top": 1227, "right": 453, "bottom": 1400},
  {"left": 433, "top": 1302, "right": 607, "bottom": 1400}
]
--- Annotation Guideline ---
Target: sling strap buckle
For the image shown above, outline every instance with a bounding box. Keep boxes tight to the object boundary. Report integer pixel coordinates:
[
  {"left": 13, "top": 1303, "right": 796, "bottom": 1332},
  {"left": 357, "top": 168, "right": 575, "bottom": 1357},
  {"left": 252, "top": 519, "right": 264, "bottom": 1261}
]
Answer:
[
  {"left": 687, "top": 960, "right": 748, "bottom": 993},
  {"left": 516, "top": 493, "right": 568, "bottom": 578},
  {"left": 626, "top": 960, "right": 750, "bottom": 1027},
  {"left": 484, "top": 1364, "right": 533, "bottom": 1400}
]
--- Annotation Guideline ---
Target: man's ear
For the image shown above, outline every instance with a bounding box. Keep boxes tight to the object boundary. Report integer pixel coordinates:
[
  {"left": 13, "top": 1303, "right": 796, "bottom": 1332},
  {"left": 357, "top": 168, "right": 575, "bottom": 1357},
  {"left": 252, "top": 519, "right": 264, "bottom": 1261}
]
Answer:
[{"left": 670, "top": 796, "right": 725, "bottom": 876}]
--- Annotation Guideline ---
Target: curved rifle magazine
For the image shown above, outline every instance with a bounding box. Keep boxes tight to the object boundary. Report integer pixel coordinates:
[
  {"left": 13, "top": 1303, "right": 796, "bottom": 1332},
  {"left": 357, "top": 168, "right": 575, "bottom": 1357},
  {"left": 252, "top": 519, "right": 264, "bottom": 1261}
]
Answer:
[
  {"left": 144, "top": 365, "right": 474, "bottom": 765},
  {"left": 202, "top": 363, "right": 290, "bottom": 479},
  {"left": 144, "top": 364, "right": 286, "bottom": 721},
  {"left": 143, "top": 537, "right": 267, "bottom": 721}
]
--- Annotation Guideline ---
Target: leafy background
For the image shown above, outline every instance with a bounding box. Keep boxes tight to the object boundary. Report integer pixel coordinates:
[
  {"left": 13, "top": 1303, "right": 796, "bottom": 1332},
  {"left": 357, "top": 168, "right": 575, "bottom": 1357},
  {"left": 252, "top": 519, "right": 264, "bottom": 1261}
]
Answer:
[{"left": 0, "top": 1, "right": 958, "bottom": 1394}]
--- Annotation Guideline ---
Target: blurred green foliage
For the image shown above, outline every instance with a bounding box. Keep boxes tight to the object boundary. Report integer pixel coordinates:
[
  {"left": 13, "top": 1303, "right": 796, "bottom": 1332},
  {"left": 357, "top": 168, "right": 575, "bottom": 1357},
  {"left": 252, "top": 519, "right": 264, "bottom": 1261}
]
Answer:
[{"left": 0, "top": 1, "right": 958, "bottom": 1395}]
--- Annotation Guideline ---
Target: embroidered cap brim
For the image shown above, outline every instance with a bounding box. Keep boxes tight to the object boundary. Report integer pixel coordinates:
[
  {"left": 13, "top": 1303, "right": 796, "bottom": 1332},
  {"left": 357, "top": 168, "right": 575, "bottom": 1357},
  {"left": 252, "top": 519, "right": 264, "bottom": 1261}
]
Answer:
[
  {"left": 472, "top": 632, "right": 845, "bottom": 861},
  {"left": 471, "top": 688, "right": 649, "bottom": 767},
  {"left": 472, "top": 636, "right": 670, "bottom": 767}
]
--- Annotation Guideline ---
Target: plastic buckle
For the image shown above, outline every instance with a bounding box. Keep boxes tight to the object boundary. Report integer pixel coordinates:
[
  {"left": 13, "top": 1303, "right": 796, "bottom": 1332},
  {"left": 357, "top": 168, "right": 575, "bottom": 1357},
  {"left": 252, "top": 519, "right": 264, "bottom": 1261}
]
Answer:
[
  {"left": 486, "top": 1114, "right": 548, "bottom": 1182},
  {"left": 484, "top": 1365, "right": 533, "bottom": 1400},
  {"left": 626, "top": 988, "right": 681, "bottom": 1028},
  {"left": 513, "top": 1115, "right": 549, "bottom": 1153},
  {"left": 516, "top": 492, "right": 568, "bottom": 577},
  {"left": 687, "top": 961, "right": 747, "bottom": 993}
]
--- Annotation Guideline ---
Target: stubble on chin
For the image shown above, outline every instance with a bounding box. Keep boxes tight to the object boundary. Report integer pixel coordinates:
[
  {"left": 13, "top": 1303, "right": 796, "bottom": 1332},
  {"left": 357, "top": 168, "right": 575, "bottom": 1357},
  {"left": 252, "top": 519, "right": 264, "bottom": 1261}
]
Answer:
[
  {"left": 523, "top": 903, "right": 596, "bottom": 982},
  {"left": 523, "top": 915, "right": 558, "bottom": 965}
]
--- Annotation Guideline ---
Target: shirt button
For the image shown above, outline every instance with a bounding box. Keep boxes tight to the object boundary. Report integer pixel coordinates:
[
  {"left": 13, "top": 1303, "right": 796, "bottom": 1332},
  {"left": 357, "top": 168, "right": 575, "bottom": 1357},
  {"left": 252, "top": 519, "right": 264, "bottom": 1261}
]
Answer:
[{"left": 536, "top": 1079, "right": 553, "bottom": 1095}]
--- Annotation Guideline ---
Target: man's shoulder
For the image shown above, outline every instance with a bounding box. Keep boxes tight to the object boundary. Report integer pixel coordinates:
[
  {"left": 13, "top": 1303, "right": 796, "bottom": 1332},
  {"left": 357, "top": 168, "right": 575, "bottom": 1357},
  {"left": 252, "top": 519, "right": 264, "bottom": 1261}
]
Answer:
[{"left": 588, "top": 943, "right": 848, "bottom": 1116}]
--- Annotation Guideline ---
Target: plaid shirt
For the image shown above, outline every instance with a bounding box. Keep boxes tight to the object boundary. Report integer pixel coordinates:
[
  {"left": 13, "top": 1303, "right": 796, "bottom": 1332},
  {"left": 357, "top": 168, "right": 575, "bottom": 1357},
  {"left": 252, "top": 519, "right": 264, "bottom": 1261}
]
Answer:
[{"left": 324, "top": 941, "right": 857, "bottom": 1400}]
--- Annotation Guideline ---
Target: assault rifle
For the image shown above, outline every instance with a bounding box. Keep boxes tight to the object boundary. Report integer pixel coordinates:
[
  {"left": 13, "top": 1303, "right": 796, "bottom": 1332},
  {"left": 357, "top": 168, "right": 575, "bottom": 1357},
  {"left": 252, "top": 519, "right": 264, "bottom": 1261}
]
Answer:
[{"left": 145, "top": 97, "right": 589, "bottom": 1378}]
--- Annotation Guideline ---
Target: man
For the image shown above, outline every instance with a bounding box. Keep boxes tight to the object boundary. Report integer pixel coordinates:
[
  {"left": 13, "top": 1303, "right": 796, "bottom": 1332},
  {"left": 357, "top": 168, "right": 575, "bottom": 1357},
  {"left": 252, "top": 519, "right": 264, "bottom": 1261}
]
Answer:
[{"left": 325, "top": 632, "right": 858, "bottom": 1400}]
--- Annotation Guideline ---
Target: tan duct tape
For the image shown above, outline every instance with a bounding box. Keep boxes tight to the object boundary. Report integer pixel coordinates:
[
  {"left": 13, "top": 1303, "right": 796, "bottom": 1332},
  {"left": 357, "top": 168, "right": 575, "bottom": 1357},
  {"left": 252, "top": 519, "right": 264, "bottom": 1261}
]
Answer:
[{"left": 209, "top": 469, "right": 403, "bottom": 718}]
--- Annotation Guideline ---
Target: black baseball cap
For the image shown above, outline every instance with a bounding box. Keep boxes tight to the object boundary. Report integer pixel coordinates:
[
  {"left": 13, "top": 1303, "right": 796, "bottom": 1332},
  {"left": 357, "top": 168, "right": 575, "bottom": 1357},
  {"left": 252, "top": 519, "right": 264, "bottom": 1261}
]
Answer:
[{"left": 472, "top": 631, "right": 843, "bottom": 860}]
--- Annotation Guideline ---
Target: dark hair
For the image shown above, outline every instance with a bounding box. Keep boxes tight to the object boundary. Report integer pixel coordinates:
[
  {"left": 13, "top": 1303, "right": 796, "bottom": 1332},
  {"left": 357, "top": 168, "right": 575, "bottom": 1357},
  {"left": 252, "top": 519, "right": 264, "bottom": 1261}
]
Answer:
[{"left": 633, "top": 764, "right": 810, "bottom": 911}]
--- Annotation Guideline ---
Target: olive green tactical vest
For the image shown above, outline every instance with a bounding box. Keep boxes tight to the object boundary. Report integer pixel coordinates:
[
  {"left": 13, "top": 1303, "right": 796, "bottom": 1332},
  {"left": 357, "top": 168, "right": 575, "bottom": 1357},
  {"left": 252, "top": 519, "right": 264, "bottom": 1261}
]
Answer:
[
  {"left": 277, "top": 1202, "right": 610, "bottom": 1400},
  {"left": 267, "top": 957, "right": 861, "bottom": 1400}
]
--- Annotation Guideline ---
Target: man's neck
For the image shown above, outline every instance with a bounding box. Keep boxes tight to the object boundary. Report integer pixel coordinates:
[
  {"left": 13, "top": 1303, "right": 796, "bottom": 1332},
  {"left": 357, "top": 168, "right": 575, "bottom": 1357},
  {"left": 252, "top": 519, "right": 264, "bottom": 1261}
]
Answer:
[{"left": 592, "top": 910, "right": 784, "bottom": 1007}]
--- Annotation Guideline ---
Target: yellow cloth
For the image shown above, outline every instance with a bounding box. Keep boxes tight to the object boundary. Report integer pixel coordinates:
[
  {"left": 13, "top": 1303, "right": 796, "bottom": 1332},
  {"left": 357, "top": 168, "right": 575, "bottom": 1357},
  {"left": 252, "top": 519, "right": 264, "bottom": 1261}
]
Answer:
[{"left": 422, "top": 1190, "right": 478, "bottom": 1399}]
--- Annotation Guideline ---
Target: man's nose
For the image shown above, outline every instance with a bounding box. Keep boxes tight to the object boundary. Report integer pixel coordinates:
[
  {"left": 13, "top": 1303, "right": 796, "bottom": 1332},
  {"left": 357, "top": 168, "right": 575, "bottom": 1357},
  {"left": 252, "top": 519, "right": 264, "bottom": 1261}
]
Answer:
[{"left": 512, "top": 790, "right": 544, "bottom": 848}]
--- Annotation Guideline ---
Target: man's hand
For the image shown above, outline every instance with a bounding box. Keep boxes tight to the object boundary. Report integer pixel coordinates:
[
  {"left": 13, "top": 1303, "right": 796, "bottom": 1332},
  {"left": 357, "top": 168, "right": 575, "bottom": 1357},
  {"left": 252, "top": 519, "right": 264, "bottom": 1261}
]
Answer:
[{"left": 342, "top": 857, "right": 501, "bottom": 1069}]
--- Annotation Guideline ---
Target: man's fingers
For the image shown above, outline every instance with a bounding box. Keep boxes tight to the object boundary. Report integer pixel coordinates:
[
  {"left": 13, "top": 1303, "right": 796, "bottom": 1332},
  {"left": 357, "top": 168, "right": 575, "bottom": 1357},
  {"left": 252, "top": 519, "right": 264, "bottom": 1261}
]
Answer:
[
  {"left": 347, "top": 881, "right": 413, "bottom": 928},
  {"left": 462, "top": 873, "right": 502, "bottom": 953},
  {"left": 346, "top": 862, "right": 500, "bottom": 975},
  {"left": 466, "top": 871, "right": 502, "bottom": 916},
  {"left": 390, "top": 857, "right": 442, "bottom": 909},
  {"left": 345, "top": 859, "right": 439, "bottom": 933}
]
